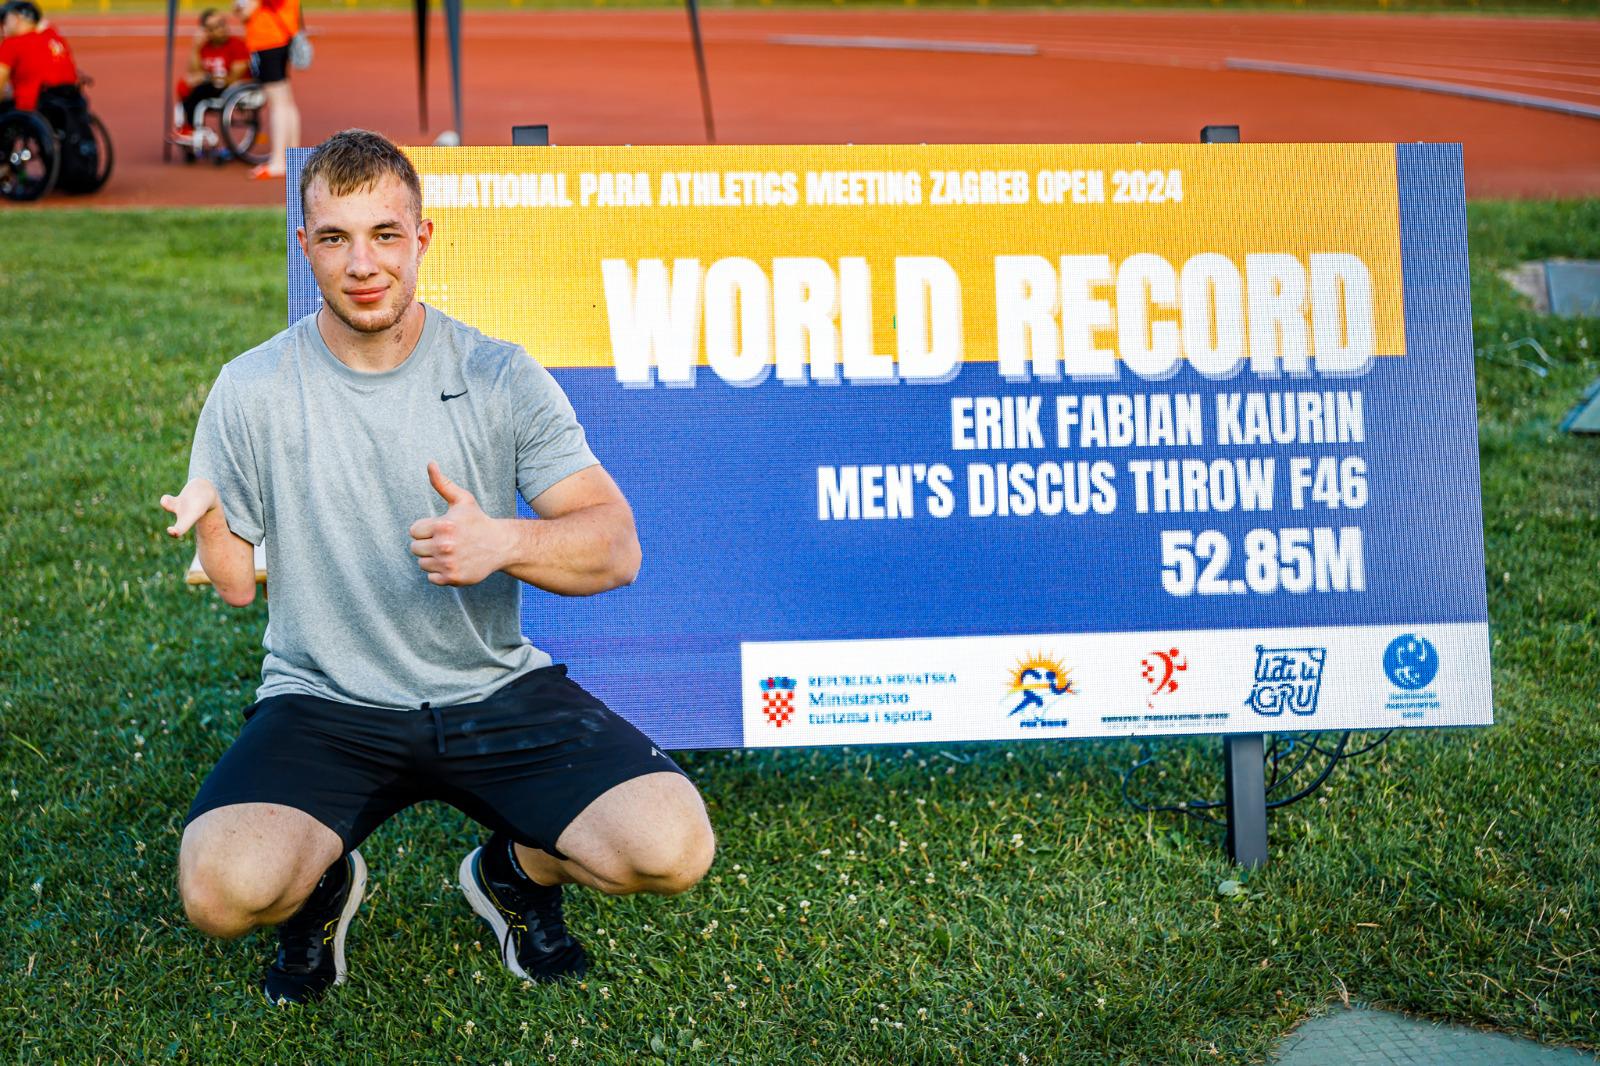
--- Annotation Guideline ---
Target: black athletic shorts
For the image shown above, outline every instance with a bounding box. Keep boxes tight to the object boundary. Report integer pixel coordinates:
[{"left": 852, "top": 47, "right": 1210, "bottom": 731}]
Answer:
[
  {"left": 185, "top": 665, "right": 685, "bottom": 856},
  {"left": 251, "top": 45, "right": 289, "bottom": 84}
]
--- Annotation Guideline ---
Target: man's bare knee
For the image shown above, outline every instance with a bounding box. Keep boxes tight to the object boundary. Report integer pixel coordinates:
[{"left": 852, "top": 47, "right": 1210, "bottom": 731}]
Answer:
[
  {"left": 180, "top": 856, "right": 301, "bottom": 939},
  {"left": 178, "top": 805, "right": 339, "bottom": 938},
  {"left": 646, "top": 820, "right": 715, "bottom": 895},
  {"left": 556, "top": 774, "right": 716, "bottom": 895},
  {"left": 589, "top": 819, "right": 715, "bottom": 897}
]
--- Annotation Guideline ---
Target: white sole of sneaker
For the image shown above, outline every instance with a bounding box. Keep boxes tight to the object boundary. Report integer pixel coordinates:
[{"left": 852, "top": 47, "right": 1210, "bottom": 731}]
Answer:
[
  {"left": 332, "top": 850, "right": 367, "bottom": 987},
  {"left": 457, "top": 847, "right": 530, "bottom": 981}
]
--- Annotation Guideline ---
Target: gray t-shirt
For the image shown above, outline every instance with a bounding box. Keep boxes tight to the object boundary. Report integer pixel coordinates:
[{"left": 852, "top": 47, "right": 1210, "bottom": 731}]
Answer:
[{"left": 188, "top": 306, "right": 599, "bottom": 709}]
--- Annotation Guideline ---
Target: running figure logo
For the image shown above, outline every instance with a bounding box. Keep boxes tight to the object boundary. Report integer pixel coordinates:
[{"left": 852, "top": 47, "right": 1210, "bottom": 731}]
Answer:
[
  {"left": 759, "top": 676, "right": 797, "bottom": 728},
  {"left": 1005, "top": 653, "right": 1075, "bottom": 718},
  {"left": 1140, "top": 648, "right": 1188, "bottom": 708}
]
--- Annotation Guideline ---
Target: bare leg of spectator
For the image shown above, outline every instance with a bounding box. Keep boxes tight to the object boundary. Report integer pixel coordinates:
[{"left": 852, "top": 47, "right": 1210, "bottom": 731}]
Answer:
[{"left": 263, "top": 80, "right": 299, "bottom": 177}]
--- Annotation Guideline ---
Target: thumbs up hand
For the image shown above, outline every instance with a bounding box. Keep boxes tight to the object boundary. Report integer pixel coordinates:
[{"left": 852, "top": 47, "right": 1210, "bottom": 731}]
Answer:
[{"left": 408, "top": 461, "right": 508, "bottom": 586}]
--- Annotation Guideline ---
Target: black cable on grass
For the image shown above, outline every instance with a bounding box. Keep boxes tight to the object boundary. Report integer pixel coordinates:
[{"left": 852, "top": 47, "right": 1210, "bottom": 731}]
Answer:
[
  {"left": 1121, "top": 728, "right": 1394, "bottom": 827},
  {"left": 1265, "top": 735, "right": 1322, "bottom": 797},
  {"left": 1265, "top": 730, "right": 1348, "bottom": 809},
  {"left": 1120, "top": 745, "right": 1227, "bottom": 826},
  {"left": 1312, "top": 730, "right": 1394, "bottom": 759}
]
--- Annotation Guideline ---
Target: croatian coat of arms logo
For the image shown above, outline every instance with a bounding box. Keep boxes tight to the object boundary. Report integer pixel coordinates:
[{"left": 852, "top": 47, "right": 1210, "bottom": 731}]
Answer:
[{"left": 760, "top": 676, "right": 797, "bottom": 728}]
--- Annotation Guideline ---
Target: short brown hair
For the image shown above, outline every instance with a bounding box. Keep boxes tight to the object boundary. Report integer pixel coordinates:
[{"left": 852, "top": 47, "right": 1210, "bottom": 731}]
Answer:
[{"left": 299, "top": 129, "right": 422, "bottom": 225}]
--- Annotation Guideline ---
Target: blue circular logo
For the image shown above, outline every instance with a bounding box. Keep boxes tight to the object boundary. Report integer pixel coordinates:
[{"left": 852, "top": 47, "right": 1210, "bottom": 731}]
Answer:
[{"left": 1383, "top": 634, "right": 1438, "bottom": 690}]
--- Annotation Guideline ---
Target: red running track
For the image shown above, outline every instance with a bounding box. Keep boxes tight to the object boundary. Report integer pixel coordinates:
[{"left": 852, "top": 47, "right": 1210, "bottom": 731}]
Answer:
[{"left": 26, "top": 9, "right": 1600, "bottom": 208}]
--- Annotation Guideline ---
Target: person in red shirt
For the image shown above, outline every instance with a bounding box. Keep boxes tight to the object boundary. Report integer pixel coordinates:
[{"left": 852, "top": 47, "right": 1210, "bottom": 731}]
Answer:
[
  {"left": 173, "top": 9, "right": 249, "bottom": 141},
  {"left": 0, "top": 1, "right": 78, "bottom": 113}
]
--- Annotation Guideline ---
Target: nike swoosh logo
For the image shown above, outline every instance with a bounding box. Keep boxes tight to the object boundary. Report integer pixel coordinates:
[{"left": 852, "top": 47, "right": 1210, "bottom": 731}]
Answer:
[{"left": 441, "top": 390, "right": 467, "bottom": 402}]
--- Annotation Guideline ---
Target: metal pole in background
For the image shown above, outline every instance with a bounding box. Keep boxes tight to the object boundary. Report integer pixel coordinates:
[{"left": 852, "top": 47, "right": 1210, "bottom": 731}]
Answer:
[
  {"left": 683, "top": 0, "right": 716, "bottom": 144},
  {"left": 444, "top": 0, "right": 464, "bottom": 141},
  {"left": 162, "top": 0, "right": 177, "bottom": 162},
  {"left": 414, "top": 0, "right": 430, "bottom": 130},
  {"left": 1202, "top": 121, "right": 1269, "bottom": 870}
]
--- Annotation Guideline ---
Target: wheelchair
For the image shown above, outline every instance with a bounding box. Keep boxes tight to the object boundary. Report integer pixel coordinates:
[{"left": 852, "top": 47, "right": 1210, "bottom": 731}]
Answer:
[
  {"left": 171, "top": 79, "right": 268, "bottom": 167},
  {"left": 0, "top": 82, "right": 112, "bottom": 202}
]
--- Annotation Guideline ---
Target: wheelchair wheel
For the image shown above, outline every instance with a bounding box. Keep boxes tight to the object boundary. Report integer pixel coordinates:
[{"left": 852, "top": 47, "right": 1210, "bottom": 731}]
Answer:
[
  {"left": 55, "top": 112, "right": 113, "bottom": 195},
  {"left": 83, "top": 114, "right": 113, "bottom": 192},
  {"left": 219, "top": 84, "right": 268, "bottom": 166},
  {"left": 0, "top": 110, "right": 59, "bottom": 202}
]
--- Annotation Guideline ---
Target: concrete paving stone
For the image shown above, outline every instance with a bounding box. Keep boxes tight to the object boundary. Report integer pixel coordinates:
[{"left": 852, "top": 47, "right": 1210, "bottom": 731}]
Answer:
[{"left": 1270, "top": 1005, "right": 1598, "bottom": 1066}]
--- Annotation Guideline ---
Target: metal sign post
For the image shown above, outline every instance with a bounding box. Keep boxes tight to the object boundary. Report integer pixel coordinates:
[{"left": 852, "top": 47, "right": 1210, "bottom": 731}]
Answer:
[{"left": 1202, "top": 122, "right": 1268, "bottom": 870}]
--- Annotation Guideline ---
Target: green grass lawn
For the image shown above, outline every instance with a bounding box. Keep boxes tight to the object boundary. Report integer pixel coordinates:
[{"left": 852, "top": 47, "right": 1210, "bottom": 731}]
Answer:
[{"left": 1, "top": 203, "right": 1596, "bottom": 1065}]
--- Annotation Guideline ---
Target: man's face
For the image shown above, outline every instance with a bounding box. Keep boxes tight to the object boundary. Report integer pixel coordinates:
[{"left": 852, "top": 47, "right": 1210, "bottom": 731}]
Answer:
[
  {"left": 298, "top": 174, "right": 432, "bottom": 337},
  {"left": 2, "top": 12, "right": 25, "bottom": 36},
  {"left": 202, "top": 14, "right": 230, "bottom": 44}
]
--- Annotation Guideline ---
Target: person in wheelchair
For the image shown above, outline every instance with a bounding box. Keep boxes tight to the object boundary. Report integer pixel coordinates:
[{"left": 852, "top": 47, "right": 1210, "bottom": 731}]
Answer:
[
  {"left": 173, "top": 9, "right": 249, "bottom": 146},
  {"left": 0, "top": 1, "right": 77, "bottom": 114},
  {"left": 0, "top": 0, "right": 110, "bottom": 199}
]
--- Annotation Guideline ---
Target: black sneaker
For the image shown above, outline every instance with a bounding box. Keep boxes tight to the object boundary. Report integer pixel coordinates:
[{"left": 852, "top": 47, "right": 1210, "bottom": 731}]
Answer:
[
  {"left": 458, "top": 835, "right": 588, "bottom": 983},
  {"left": 263, "top": 850, "right": 366, "bottom": 1006}
]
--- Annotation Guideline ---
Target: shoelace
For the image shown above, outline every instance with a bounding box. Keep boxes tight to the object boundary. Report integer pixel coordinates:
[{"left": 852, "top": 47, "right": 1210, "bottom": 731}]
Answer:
[
  {"left": 494, "top": 875, "right": 571, "bottom": 958},
  {"left": 275, "top": 868, "right": 344, "bottom": 971},
  {"left": 276, "top": 915, "right": 337, "bottom": 971}
]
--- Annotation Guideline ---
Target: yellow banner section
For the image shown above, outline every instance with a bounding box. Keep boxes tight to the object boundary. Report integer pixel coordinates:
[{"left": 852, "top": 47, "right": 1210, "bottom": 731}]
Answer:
[{"left": 402, "top": 143, "right": 1404, "bottom": 374}]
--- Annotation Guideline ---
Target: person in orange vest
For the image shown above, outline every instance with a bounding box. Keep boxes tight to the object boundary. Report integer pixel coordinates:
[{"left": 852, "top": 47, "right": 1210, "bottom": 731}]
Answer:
[
  {"left": 233, "top": 0, "right": 300, "bottom": 179},
  {"left": 0, "top": 1, "right": 78, "bottom": 113},
  {"left": 173, "top": 8, "right": 250, "bottom": 144}
]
